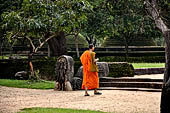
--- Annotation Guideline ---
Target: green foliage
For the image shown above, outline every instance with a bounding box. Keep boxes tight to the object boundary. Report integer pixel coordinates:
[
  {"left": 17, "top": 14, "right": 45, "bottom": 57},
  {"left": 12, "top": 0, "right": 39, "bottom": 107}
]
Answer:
[
  {"left": 18, "top": 108, "right": 109, "bottom": 113},
  {"left": 1, "top": 0, "right": 91, "bottom": 35},
  {"left": 0, "top": 57, "right": 57, "bottom": 80},
  {"left": 28, "top": 69, "right": 40, "bottom": 82},
  {"left": 1, "top": 0, "right": 92, "bottom": 56},
  {"left": 66, "top": 34, "right": 88, "bottom": 48},
  {"left": 157, "top": 0, "right": 170, "bottom": 28},
  {"left": 83, "top": 0, "right": 163, "bottom": 47},
  {"left": 108, "top": 62, "right": 134, "bottom": 77},
  {"left": 0, "top": 56, "right": 165, "bottom": 80},
  {"left": 0, "top": 79, "right": 54, "bottom": 89}
]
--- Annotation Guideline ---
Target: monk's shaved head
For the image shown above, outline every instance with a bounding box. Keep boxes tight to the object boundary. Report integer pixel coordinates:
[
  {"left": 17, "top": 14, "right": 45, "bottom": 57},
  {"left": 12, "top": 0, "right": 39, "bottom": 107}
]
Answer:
[{"left": 89, "top": 44, "right": 94, "bottom": 49}]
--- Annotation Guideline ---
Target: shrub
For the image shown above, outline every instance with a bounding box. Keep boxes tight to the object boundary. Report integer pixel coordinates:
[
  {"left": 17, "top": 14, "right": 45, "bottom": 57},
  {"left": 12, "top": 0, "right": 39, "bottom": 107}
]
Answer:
[
  {"left": 108, "top": 62, "right": 134, "bottom": 77},
  {"left": 0, "top": 57, "right": 57, "bottom": 80}
]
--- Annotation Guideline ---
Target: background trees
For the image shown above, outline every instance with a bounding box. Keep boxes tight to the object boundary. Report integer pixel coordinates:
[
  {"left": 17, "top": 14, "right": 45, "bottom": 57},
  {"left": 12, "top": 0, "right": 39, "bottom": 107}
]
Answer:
[
  {"left": 1, "top": 0, "right": 91, "bottom": 79},
  {"left": 1, "top": 0, "right": 91, "bottom": 57}
]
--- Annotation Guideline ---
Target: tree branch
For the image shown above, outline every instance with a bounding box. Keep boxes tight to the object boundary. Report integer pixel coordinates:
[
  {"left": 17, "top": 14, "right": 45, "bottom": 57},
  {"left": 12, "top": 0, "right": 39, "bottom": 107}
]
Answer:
[
  {"left": 34, "top": 34, "right": 56, "bottom": 53},
  {"left": 11, "top": 32, "right": 20, "bottom": 39},
  {"left": 144, "top": 0, "right": 168, "bottom": 33},
  {"left": 26, "top": 36, "right": 35, "bottom": 52}
]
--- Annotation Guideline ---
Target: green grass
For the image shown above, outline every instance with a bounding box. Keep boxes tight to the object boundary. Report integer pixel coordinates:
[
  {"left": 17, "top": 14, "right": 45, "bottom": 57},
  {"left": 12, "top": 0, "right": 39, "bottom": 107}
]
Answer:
[
  {"left": 0, "top": 56, "right": 9, "bottom": 59},
  {"left": 0, "top": 79, "right": 54, "bottom": 89},
  {"left": 132, "top": 63, "right": 165, "bottom": 69},
  {"left": 18, "top": 108, "right": 110, "bottom": 113}
]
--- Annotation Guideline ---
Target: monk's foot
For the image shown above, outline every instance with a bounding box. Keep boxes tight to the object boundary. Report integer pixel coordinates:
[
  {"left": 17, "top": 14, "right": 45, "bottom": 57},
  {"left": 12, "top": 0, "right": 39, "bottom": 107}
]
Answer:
[
  {"left": 94, "top": 92, "right": 102, "bottom": 95},
  {"left": 84, "top": 93, "right": 90, "bottom": 96}
]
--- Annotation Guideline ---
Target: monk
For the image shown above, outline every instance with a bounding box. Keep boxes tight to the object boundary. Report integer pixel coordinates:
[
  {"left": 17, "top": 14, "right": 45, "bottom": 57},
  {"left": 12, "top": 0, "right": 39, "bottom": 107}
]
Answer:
[{"left": 80, "top": 44, "right": 102, "bottom": 96}]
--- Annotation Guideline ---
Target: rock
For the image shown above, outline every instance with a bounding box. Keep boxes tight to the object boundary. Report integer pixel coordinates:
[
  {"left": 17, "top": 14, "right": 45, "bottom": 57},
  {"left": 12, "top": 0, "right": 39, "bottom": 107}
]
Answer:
[
  {"left": 97, "top": 62, "right": 109, "bottom": 77},
  {"left": 65, "top": 81, "right": 72, "bottom": 91},
  {"left": 54, "top": 81, "right": 72, "bottom": 91},
  {"left": 75, "top": 66, "right": 83, "bottom": 79},
  {"left": 15, "top": 71, "right": 28, "bottom": 80},
  {"left": 75, "top": 62, "right": 109, "bottom": 78},
  {"left": 54, "top": 82, "right": 60, "bottom": 91},
  {"left": 71, "top": 77, "right": 83, "bottom": 90},
  {"left": 55, "top": 55, "right": 74, "bottom": 91},
  {"left": 73, "top": 62, "right": 109, "bottom": 90}
]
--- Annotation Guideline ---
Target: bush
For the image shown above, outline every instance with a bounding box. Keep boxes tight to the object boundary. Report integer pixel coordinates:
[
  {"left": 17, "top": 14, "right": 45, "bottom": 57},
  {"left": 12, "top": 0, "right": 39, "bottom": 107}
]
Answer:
[
  {"left": 108, "top": 62, "right": 134, "bottom": 77},
  {"left": 0, "top": 57, "right": 57, "bottom": 80},
  {"left": 0, "top": 57, "right": 82, "bottom": 80},
  {"left": 1, "top": 55, "right": 163, "bottom": 80}
]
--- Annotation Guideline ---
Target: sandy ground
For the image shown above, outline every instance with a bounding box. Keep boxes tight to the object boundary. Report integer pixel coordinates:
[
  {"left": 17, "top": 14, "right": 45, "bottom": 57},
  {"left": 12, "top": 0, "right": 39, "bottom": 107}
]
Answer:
[{"left": 0, "top": 74, "right": 163, "bottom": 113}]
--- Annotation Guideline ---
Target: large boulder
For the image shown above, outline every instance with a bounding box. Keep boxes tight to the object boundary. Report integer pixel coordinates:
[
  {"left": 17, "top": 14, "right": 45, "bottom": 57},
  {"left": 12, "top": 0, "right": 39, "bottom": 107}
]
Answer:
[
  {"left": 71, "top": 77, "right": 83, "bottom": 90},
  {"left": 75, "top": 62, "right": 109, "bottom": 78},
  {"left": 72, "top": 62, "right": 109, "bottom": 90},
  {"left": 97, "top": 62, "right": 109, "bottom": 77},
  {"left": 15, "top": 71, "right": 28, "bottom": 80}
]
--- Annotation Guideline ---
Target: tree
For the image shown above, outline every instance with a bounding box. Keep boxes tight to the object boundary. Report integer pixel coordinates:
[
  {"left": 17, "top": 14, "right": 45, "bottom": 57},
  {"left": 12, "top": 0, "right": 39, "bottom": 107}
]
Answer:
[
  {"left": 105, "top": 0, "right": 150, "bottom": 58},
  {"left": 84, "top": 0, "right": 162, "bottom": 57},
  {"left": 144, "top": 0, "right": 170, "bottom": 112},
  {"left": 63, "top": 0, "right": 92, "bottom": 57},
  {"left": 1, "top": 0, "right": 91, "bottom": 79},
  {"left": 83, "top": 0, "right": 109, "bottom": 46},
  {"left": 0, "top": 0, "right": 22, "bottom": 55}
]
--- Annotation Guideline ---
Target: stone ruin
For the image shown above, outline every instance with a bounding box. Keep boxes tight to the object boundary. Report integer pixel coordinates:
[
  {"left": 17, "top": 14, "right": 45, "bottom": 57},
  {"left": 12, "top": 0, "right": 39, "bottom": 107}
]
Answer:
[
  {"left": 55, "top": 55, "right": 74, "bottom": 91},
  {"left": 72, "top": 62, "right": 109, "bottom": 90},
  {"left": 54, "top": 55, "right": 109, "bottom": 91}
]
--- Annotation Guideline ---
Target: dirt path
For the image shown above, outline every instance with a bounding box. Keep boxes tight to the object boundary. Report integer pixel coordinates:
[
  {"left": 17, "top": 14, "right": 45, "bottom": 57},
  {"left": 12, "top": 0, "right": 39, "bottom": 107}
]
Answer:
[{"left": 0, "top": 86, "right": 161, "bottom": 113}]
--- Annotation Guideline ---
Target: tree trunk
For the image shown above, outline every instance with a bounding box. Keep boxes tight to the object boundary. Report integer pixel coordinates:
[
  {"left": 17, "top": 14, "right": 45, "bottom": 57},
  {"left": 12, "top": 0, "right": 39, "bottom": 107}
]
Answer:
[
  {"left": 124, "top": 37, "right": 129, "bottom": 61},
  {"left": 47, "top": 32, "right": 67, "bottom": 56},
  {"left": 74, "top": 33, "right": 80, "bottom": 58},
  {"left": 144, "top": 1, "right": 170, "bottom": 112},
  {"left": 28, "top": 53, "right": 34, "bottom": 80},
  {"left": 161, "top": 30, "right": 170, "bottom": 113}
]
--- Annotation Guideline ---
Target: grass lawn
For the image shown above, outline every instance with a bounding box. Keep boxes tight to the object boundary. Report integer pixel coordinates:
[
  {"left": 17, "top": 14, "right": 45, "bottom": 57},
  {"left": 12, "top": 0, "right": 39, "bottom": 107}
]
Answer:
[
  {"left": 0, "top": 79, "right": 54, "bottom": 89},
  {"left": 132, "top": 63, "right": 165, "bottom": 69},
  {"left": 18, "top": 108, "right": 110, "bottom": 113}
]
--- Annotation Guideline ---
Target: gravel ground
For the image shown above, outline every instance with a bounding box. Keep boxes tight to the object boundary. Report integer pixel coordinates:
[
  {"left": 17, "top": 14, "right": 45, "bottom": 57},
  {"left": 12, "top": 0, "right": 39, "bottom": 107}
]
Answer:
[{"left": 0, "top": 74, "right": 163, "bottom": 113}]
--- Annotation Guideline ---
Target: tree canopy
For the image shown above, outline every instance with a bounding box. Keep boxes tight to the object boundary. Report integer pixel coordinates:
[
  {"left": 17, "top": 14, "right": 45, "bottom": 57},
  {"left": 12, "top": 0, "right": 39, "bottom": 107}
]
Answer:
[{"left": 1, "top": 0, "right": 169, "bottom": 50}]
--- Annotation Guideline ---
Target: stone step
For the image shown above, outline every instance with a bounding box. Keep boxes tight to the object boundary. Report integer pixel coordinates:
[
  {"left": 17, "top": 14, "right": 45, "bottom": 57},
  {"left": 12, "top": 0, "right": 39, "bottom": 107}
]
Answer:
[
  {"left": 98, "top": 87, "right": 162, "bottom": 92},
  {"left": 100, "top": 77, "right": 163, "bottom": 82},
  {"left": 99, "top": 82, "right": 163, "bottom": 89}
]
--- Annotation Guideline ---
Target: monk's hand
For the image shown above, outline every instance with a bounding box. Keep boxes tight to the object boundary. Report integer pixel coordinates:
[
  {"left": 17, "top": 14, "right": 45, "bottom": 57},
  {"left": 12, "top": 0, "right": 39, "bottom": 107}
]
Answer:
[{"left": 95, "top": 58, "right": 99, "bottom": 62}]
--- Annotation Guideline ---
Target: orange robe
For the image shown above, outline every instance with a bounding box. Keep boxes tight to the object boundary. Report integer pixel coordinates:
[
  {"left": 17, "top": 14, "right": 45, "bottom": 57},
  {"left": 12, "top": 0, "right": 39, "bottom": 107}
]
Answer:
[{"left": 80, "top": 50, "right": 99, "bottom": 90}]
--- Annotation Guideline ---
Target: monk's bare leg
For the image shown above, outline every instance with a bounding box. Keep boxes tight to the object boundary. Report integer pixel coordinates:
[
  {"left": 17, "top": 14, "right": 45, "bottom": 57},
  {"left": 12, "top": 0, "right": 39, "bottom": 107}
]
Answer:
[
  {"left": 85, "top": 86, "right": 88, "bottom": 94},
  {"left": 85, "top": 86, "right": 89, "bottom": 96},
  {"left": 94, "top": 89, "right": 97, "bottom": 93}
]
